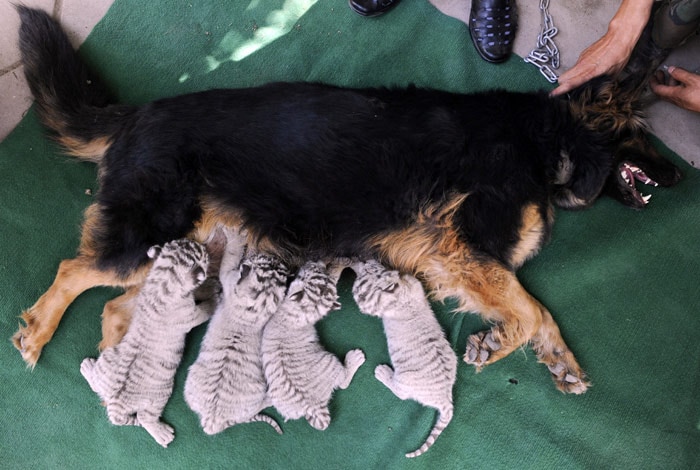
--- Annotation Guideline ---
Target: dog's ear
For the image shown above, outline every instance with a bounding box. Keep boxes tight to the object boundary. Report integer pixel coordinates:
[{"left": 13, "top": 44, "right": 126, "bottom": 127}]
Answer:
[
  {"left": 553, "top": 157, "right": 611, "bottom": 209},
  {"left": 553, "top": 124, "right": 613, "bottom": 210}
]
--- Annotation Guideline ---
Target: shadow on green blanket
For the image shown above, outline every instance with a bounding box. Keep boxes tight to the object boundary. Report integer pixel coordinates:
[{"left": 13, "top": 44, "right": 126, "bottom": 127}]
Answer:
[{"left": 1, "top": 1, "right": 698, "bottom": 468}]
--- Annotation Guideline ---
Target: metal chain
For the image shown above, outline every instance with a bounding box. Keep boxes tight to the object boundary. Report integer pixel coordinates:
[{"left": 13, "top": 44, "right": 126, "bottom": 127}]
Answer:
[{"left": 524, "top": 0, "right": 560, "bottom": 83}]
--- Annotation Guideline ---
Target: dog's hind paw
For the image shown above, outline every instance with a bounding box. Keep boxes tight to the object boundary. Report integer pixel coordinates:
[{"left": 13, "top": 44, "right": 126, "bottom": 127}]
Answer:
[
  {"left": 464, "top": 330, "right": 502, "bottom": 370},
  {"left": 11, "top": 319, "right": 43, "bottom": 369},
  {"left": 547, "top": 361, "right": 589, "bottom": 395}
]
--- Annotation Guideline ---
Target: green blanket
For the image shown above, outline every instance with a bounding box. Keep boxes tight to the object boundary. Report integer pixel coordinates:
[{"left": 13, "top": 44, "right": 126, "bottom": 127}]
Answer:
[{"left": 2, "top": 1, "right": 698, "bottom": 468}]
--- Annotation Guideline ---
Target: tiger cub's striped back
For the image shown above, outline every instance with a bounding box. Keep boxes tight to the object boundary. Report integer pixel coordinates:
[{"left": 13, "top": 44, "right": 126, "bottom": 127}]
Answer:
[
  {"left": 262, "top": 260, "right": 365, "bottom": 431},
  {"left": 185, "top": 228, "right": 289, "bottom": 435},
  {"left": 352, "top": 259, "right": 457, "bottom": 458},
  {"left": 80, "top": 239, "right": 211, "bottom": 448}
]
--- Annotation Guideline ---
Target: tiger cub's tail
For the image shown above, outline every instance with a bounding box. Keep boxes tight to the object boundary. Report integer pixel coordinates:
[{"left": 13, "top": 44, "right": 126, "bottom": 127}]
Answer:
[{"left": 405, "top": 406, "right": 454, "bottom": 458}]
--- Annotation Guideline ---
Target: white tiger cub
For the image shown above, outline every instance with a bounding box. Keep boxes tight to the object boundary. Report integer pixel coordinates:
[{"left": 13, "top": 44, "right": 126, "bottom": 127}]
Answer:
[
  {"left": 184, "top": 227, "right": 289, "bottom": 435},
  {"left": 80, "top": 239, "right": 211, "bottom": 448},
  {"left": 351, "top": 259, "right": 457, "bottom": 458},
  {"left": 262, "top": 259, "right": 365, "bottom": 431}
]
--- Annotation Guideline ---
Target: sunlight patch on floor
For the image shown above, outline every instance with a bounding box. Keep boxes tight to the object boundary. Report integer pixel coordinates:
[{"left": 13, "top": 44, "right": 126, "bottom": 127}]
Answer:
[{"left": 179, "top": 0, "right": 317, "bottom": 83}]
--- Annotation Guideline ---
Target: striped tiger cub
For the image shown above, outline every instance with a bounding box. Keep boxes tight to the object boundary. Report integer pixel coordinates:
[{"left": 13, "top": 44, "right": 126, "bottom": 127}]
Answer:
[
  {"left": 262, "top": 259, "right": 365, "bottom": 431},
  {"left": 185, "top": 228, "right": 289, "bottom": 435},
  {"left": 80, "top": 239, "right": 211, "bottom": 448},
  {"left": 351, "top": 259, "right": 457, "bottom": 458}
]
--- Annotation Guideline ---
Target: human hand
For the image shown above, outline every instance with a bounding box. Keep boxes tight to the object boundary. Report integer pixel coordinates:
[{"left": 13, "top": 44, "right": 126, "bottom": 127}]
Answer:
[
  {"left": 650, "top": 66, "right": 700, "bottom": 113},
  {"left": 550, "top": 33, "right": 632, "bottom": 96},
  {"left": 551, "top": 0, "right": 653, "bottom": 96}
]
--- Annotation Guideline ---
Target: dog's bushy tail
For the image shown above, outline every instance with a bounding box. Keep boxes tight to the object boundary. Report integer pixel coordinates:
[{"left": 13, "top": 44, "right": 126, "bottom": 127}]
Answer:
[{"left": 17, "top": 6, "right": 134, "bottom": 161}]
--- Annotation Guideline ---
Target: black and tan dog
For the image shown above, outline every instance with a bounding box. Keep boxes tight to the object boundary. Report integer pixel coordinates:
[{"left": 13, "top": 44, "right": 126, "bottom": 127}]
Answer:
[{"left": 12, "top": 7, "right": 680, "bottom": 393}]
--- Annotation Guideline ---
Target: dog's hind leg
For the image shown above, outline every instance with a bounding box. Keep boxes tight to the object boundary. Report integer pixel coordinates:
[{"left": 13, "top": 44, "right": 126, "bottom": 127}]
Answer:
[
  {"left": 450, "top": 263, "right": 545, "bottom": 367},
  {"left": 11, "top": 256, "right": 146, "bottom": 368},
  {"left": 12, "top": 203, "right": 149, "bottom": 367},
  {"left": 531, "top": 311, "right": 589, "bottom": 394},
  {"left": 446, "top": 263, "right": 588, "bottom": 394},
  {"left": 370, "top": 208, "right": 588, "bottom": 393}
]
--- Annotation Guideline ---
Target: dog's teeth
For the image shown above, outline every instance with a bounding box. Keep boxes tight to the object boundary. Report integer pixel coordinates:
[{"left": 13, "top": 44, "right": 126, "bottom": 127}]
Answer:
[{"left": 642, "top": 194, "right": 652, "bottom": 204}]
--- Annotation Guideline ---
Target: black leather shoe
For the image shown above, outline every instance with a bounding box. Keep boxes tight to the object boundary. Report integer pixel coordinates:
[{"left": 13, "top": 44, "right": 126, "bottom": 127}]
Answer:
[
  {"left": 469, "top": 0, "right": 518, "bottom": 63},
  {"left": 349, "top": 0, "right": 400, "bottom": 17}
]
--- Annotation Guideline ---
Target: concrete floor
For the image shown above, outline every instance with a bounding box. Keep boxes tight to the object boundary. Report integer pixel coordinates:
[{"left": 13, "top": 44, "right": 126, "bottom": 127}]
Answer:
[
  {"left": 0, "top": 0, "right": 113, "bottom": 141},
  {"left": 0, "top": 0, "right": 698, "bottom": 167}
]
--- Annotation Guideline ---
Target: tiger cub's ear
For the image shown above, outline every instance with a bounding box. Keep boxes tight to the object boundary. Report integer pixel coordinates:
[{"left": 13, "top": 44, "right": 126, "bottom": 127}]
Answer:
[
  {"left": 147, "top": 245, "right": 162, "bottom": 259},
  {"left": 194, "top": 267, "right": 207, "bottom": 283},
  {"left": 379, "top": 269, "right": 401, "bottom": 293},
  {"left": 237, "top": 262, "right": 252, "bottom": 284},
  {"left": 380, "top": 281, "right": 399, "bottom": 293},
  {"left": 288, "top": 286, "right": 305, "bottom": 302}
]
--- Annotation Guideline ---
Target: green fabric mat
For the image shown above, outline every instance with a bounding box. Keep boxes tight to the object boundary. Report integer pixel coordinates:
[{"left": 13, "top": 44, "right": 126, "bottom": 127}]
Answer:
[{"left": 1, "top": 1, "right": 699, "bottom": 468}]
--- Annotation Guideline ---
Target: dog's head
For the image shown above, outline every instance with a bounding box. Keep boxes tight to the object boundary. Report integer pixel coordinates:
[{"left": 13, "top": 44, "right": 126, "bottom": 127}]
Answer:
[
  {"left": 562, "top": 9, "right": 683, "bottom": 211},
  {"left": 565, "top": 75, "right": 682, "bottom": 210}
]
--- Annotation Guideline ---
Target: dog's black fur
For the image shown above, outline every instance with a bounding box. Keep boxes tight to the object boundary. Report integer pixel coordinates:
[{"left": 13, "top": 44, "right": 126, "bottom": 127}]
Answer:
[{"left": 17, "top": 7, "right": 610, "bottom": 276}]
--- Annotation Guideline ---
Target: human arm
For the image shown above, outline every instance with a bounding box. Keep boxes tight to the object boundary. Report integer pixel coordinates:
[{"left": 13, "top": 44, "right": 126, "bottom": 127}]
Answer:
[{"left": 551, "top": 0, "right": 655, "bottom": 96}]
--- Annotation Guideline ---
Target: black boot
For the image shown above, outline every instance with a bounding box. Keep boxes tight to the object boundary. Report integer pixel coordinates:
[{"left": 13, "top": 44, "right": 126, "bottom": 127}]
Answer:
[
  {"left": 349, "top": 0, "right": 400, "bottom": 17},
  {"left": 469, "top": 0, "right": 518, "bottom": 63}
]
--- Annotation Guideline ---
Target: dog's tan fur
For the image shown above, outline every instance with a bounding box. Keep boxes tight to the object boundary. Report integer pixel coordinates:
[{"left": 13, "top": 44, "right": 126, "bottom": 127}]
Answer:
[{"left": 13, "top": 200, "right": 272, "bottom": 364}]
